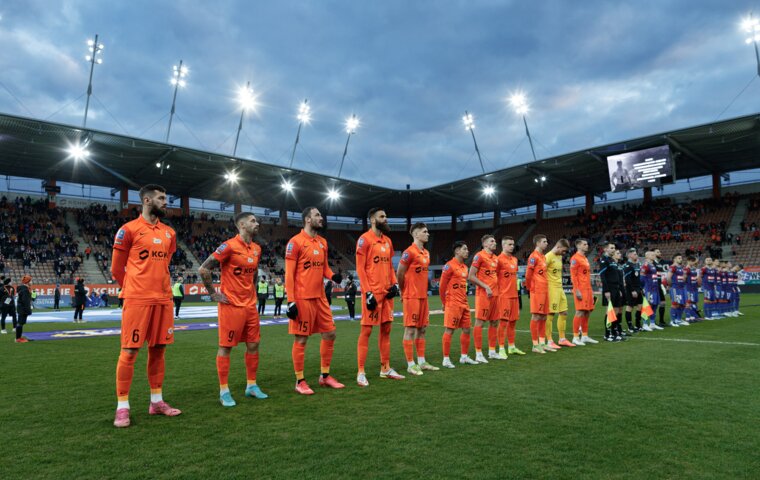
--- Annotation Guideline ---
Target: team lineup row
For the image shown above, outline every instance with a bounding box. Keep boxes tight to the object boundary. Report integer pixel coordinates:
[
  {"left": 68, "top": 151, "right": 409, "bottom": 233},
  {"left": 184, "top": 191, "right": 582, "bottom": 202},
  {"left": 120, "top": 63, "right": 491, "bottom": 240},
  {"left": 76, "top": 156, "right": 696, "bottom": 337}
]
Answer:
[{"left": 108, "top": 184, "right": 743, "bottom": 428}]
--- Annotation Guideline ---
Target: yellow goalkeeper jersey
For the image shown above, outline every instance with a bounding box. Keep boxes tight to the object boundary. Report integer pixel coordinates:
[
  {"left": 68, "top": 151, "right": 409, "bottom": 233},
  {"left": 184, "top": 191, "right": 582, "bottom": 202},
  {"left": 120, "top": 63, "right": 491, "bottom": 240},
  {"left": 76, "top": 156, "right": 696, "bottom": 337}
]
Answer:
[{"left": 545, "top": 251, "right": 564, "bottom": 289}]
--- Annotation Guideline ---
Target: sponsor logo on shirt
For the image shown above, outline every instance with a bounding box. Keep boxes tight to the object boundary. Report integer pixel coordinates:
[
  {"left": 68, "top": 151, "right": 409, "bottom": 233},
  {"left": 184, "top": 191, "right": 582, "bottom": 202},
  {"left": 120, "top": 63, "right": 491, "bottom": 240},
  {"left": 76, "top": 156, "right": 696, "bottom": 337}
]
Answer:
[
  {"left": 313, "top": 249, "right": 319, "bottom": 255},
  {"left": 248, "top": 257, "right": 254, "bottom": 263},
  {"left": 153, "top": 238, "right": 162, "bottom": 244}
]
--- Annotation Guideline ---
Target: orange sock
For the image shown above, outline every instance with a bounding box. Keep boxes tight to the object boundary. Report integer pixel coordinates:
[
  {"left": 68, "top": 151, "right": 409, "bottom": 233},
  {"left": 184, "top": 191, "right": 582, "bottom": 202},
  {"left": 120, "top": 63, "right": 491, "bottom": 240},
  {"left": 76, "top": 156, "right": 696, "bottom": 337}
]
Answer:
[
  {"left": 530, "top": 320, "right": 539, "bottom": 345},
  {"left": 147, "top": 346, "right": 165, "bottom": 391},
  {"left": 460, "top": 332, "right": 470, "bottom": 356},
  {"left": 116, "top": 350, "right": 137, "bottom": 402},
  {"left": 415, "top": 337, "right": 425, "bottom": 360},
  {"left": 216, "top": 355, "right": 230, "bottom": 387},
  {"left": 403, "top": 339, "right": 414, "bottom": 363},
  {"left": 487, "top": 324, "right": 497, "bottom": 350},
  {"left": 320, "top": 339, "right": 334, "bottom": 375},
  {"left": 572, "top": 315, "right": 582, "bottom": 339},
  {"left": 581, "top": 317, "right": 589, "bottom": 335},
  {"left": 379, "top": 322, "right": 392, "bottom": 371},
  {"left": 357, "top": 325, "right": 372, "bottom": 374},
  {"left": 442, "top": 332, "right": 452, "bottom": 357},
  {"left": 537, "top": 319, "right": 546, "bottom": 344},
  {"left": 473, "top": 325, "right": 483, "bottom": 353},
  {"left": 507, "top": 320, "right": 517, "bottom": 346},
  {"left": 497, "top": 321, "right": 508, "bottom": 348},
  {"left": 292, "top": 342, "right": 305, "bottom": 380},
  {"left": 244, "top": 352, "right": 258, "bottom": 384}
]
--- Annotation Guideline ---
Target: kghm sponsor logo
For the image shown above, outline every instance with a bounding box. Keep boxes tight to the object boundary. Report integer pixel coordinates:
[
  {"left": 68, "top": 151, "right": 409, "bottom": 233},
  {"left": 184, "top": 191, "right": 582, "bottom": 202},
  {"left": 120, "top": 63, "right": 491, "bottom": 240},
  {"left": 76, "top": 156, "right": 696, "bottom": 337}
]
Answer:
[{"left": 373, "top": 256, "right": 391, "bottom": 264}]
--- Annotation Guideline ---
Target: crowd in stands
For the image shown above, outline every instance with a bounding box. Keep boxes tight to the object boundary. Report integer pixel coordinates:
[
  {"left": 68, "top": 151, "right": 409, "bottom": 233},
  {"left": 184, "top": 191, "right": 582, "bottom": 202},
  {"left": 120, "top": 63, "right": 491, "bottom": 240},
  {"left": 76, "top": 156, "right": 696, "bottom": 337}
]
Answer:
[{"left": 0, "top": 196, "right": 83, "bottom": 283}]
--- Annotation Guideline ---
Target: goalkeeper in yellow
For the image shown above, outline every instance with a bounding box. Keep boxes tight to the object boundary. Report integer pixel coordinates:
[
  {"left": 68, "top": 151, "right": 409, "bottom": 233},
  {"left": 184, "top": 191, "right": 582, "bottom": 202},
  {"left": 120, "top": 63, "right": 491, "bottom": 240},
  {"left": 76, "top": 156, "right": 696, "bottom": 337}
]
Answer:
[{"left": 545, "top": 239, "right": 574, "bottom": 350}]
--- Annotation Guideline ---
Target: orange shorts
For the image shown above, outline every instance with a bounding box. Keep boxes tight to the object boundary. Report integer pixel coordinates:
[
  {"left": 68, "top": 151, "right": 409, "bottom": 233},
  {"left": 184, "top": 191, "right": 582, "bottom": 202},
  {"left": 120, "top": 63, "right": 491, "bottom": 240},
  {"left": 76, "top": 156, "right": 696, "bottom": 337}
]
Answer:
[
  {"left": 403, "top": 298, "right": 429, "bottom": 328},
  {"left": 289, "top": 297, "right": 335, "bottom": 336},
  {"left": 120, "top": 300, "right": 174, "bottom": 348},
  {"left": 529, "top": 290, "right": 549, "bottom": 316},
  {"left": 443, "top": 304, "right": 471, "bottom": 330},
  {"left": 218, "top": 303, "right": 260, "bottom": 347},
  {"left": 361, "top": 297, "right": 394, "bottom": 326},
  {"left": 475, "top": 294, "right": 500, "bottom": 321},
  {"left": 573, "top": 289, "right": 595, "bottom": 312},
  {"left": 499, "top": 296, "right": 520, "bottom": 321}
]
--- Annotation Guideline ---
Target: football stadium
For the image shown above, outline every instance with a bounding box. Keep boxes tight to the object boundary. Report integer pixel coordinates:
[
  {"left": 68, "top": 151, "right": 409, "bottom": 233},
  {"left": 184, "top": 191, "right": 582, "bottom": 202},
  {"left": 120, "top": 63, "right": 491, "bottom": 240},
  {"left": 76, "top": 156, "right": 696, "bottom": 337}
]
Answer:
[{"left": 2, "top": 3, "right": 760, "bottom": 479}]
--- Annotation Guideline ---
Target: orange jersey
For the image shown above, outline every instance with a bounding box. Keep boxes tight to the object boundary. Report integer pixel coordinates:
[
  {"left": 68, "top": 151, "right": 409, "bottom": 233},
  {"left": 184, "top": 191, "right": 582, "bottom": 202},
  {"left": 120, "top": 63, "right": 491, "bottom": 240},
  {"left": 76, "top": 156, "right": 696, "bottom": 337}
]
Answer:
[
  {"left": 285, "top": 230, "right": 334, "bottom": 301},
  {"left": 497, "top": 252, "right": 519, "bottom": 298},
  {"left": 570, "top": 252, "right": 592, "bottom": 291},
  {"left": 472, "top": 249, "right": 499, "bottom": 294},
  {"left": 113, "top": 215, "right": 176, "bottom": 304},
  {"left": 212, "top": 234, "right": 261, "bottom": 307},
  {"left": 399, "top": 243, "right": 430, "bottom": 299},
  {"left": 356, "top": 230, "right": 397, "bottom": 296},
  {"left": 439, "top": 259, "right": 469, "bottom": 308},
  {"left": 525, "top": 250, "right": 548, "bottom": 293}
]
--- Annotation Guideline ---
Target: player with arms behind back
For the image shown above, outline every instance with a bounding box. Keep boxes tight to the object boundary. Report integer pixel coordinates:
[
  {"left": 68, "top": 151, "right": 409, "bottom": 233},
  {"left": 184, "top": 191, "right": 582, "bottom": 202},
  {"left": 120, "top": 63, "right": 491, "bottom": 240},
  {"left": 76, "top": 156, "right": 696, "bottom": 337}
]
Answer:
[
  {"left": 468, "top": 234, "right": 502, "bottom": 363},
  {"left": 111, "top": 184, "right": 181, "bottom": 428},
  {"left": 198, "top": 212, "right": 268, "bottom": 407},
  {"left": 525, "top": 234, "right": 550, "bottom": 354},
  {"left": 496, "top": 236, "right": 524, "bottom": 357},
  {"left": 570, "top": 238, "right": 598, "bottom": 345},
  {"left": 285, "top": 207, "right": 345, "bottom": 395},
  {"left": 440, "top": 241, "right": 477, "bottom": 368}
]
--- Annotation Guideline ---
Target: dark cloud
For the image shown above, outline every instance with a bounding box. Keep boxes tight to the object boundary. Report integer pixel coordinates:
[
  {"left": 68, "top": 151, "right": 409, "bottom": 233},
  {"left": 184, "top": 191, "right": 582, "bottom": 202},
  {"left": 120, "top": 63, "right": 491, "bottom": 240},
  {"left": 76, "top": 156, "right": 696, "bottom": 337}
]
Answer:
[{"left": 0, "top": 1, "right": 755, "bottom": 188}]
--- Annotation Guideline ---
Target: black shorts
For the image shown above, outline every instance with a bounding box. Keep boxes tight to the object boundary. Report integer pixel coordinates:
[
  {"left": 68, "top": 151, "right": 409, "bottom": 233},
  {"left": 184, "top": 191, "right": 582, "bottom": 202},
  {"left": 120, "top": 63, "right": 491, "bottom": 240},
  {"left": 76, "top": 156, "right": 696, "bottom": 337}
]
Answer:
[
  {"left": 626, "top": 288, "right": 643, "bottom": 307},
  {"left": 602, "top": 289, "right": 624, "bottom": 308}
]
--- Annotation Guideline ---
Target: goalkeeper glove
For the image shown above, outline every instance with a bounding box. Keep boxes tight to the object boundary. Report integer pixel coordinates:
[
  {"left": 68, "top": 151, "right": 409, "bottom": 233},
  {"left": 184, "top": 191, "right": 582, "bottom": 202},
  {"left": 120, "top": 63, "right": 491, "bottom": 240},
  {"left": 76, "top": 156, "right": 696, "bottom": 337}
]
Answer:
[
  {"left": 331, "top": 273, "right": 342, "bottom": 283},
  {"left": 386, "top": 283, "right": 400, "bottom": 299},
  {"left": 365, "top": 292, "right": 377, "bottom": 311},
  {"left": 286, "top": 302, "right": 299, "bottom": 320}
]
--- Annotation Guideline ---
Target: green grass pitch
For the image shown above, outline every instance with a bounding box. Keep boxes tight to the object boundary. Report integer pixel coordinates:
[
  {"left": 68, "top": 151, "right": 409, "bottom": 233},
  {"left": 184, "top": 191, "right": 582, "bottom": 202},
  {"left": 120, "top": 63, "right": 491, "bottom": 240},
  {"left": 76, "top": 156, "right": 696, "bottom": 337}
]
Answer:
[{"left": 1, "top": 294, "right": 759, "bottom": 479}]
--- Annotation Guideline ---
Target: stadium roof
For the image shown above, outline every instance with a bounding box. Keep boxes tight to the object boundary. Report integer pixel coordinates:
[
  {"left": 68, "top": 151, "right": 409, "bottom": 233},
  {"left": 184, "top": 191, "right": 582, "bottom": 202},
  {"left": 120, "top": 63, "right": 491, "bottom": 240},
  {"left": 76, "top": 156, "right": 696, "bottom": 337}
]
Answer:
[{"left": 0, "top": 111, "right": 759, "bottom": 218}]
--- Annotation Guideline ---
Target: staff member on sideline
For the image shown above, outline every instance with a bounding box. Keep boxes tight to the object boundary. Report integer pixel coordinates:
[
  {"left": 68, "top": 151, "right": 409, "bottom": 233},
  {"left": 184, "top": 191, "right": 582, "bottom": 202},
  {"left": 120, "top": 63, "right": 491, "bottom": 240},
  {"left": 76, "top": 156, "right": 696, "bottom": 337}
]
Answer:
[{"left": 172, "top": 276, "right": 184, "bottom": 319}]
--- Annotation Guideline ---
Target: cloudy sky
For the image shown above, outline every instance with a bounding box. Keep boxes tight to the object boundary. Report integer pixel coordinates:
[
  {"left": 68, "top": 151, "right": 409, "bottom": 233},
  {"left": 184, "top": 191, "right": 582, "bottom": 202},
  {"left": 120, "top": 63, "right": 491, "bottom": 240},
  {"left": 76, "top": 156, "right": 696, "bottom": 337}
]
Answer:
[{"left": 0, "top": 1, "right": 757, "bottom": 189}]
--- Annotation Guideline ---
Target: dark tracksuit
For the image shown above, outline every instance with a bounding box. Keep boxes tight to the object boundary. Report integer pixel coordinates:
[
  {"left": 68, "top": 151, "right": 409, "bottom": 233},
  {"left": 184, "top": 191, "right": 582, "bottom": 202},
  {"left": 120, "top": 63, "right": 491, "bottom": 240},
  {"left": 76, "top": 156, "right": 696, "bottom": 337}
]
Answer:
[
  {"left": 344, "top": 282, "right": 357, "bottom": 320},
  {"left": 74, "top": 283, "right": 87, "bottom": 321},
  {"left": 598, "top": 255, "right": 623, "bottom": 338},
  {"left": 623, "top": 261, "right": 643, "bottom": 330},
  {"left": 16, "top": 284, "right": 32, "bottom": 340},
  {"left": 1, "top": 284, "right": 17, "bottom": 330}
]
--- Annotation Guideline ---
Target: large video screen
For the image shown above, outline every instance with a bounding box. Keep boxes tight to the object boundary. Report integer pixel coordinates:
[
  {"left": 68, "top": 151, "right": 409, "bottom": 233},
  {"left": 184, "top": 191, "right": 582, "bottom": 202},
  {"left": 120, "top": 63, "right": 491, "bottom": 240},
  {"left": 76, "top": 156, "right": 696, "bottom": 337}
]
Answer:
[{"left": 606, "top": 145, "right": 675, "bottom": 192}]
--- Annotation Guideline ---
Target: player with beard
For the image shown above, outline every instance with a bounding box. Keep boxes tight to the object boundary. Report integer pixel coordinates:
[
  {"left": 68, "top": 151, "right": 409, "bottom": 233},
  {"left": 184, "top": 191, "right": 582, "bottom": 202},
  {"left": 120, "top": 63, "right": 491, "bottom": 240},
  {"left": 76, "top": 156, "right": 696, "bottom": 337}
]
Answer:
[
  {"left": 285, "top": 207, "right": 345, "bottom": 395},
  {"left": 356, "top": 208, "right": 404, "bottom": 386},
  {"left": 198, "top": 212, "right": 268, "bottom": 407},
  {"left": 111, "top": 184, "right": 181, "bottom": 428},
  {"left": 397, "top": 222, "right": 439, "bottom": 376},
  {"left": 653, "top": 248, "right": 669, "bottom": 328}
]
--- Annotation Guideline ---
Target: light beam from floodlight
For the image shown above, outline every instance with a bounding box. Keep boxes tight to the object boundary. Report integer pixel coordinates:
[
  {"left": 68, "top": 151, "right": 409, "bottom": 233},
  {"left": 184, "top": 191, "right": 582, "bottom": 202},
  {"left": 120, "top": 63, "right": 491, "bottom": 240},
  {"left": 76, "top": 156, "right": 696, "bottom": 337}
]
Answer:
[
  {"left": 67, "top": 142, "right": 90, "bottom": 161},
  {"left": 327, "top": 188, "right": 340, "bottom": 201},
  {"left": 508, "top": 91, "right": 538, "bottom": 162},
  {"left": 483, "top": 185, "right": 495, "bottom": 196},
  {"left": 338, "top": 114, "right": 359, "bottom": 178},
  {"left": 462, "top": 110, "right": 485, "bottom": 173},
  {"left": 281, "top": 180, "right": 293, "bottom": 192},
  {"left": 232, "top": 81, "right": 257, "bottom": 158},
  {"left": 289, "top": 99, "right": 310, "bottom": 168},
  {"left": 82, "top": 34, "right": 104, "bottom": 128},
  {"left": 742, "top": 14, "right": 760, "bottom": 77},
  {"left": 166, "top": 59, "right": 188, "bottom": 143},
  {"left": 224, "top": 171, "right": 239, "bottom": 183}
]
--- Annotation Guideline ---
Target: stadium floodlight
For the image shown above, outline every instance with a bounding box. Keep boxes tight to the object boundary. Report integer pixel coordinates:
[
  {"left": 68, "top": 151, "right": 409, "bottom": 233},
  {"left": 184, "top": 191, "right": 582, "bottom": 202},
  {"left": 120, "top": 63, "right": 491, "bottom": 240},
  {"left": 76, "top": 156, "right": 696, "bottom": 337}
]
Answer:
[
  {"left": 338, "top": 114, "right": 359, "bottom": 178},
  {"left": 232, "top": 81, "right": 257, "bottom": 158},
  {"left": 483, "top": 185, "right": 496, "bottom": 196},
  {"left": 508, "top": 91, "right": 538, "bottom": 162},
  {"left": 166, "top": 60, "right": 188, "bottom": 143},
  {"left": 67, "top": 142, "right": 90, "bottom": 161},
  {"left": 82, "top": 34, "right": 104, "bottom": 128},
  {"left": 462, "top": 110, "right": 485, "bottom": 173},
  {"left": 742, "top": 14, "right": 760, "bottom": 77},
  {"left": 327, "top": 188, "right": 340, "bottom": 201},
  {"left": 155, "top": 162, "right": 161, "bottom": 168},
  {"left": 281, "top": 180, "right": 294, "bottom": 192},
  {"left": 289, "top": 99, "right": 311, "bottom": 168},
  {"left": 224, "top": 171, "right": 239, "bottom": 183},
  {"left": 534, "top": 175, "right": 547, "bottom": 184}
]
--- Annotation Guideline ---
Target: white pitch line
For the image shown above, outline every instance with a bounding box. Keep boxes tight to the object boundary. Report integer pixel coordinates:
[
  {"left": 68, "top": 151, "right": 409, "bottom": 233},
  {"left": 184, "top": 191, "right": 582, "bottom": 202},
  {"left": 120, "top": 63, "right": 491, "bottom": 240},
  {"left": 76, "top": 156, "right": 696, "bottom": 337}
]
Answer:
[{"left": 631, "top": 337, "right": 760, "bottom": 347}]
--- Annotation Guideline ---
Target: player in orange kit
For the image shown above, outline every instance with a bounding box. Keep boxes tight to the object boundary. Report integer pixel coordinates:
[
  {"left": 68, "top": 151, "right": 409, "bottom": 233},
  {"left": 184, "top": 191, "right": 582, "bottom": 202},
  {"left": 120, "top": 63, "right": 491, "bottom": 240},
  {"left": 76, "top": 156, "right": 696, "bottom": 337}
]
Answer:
[
  {"left": 356, "top": 208, "right": 404, "bottom": 386},
  {"left": 111, "top": 184, "right": 181, "bottom": 428},
  {"left": 198, "top": 211, "right": 268, "bottom": 407},
  {"left": 468, "top": 234, "right": 501, "bottom": 363},
  {"left": 496, "top": 236, "right": 525, "bottom": 358},
  {"left": 570, "top": 238, "right": 598, "bottom": 345},
  {"left": 397, "top": 222, "right": 439, "bottom": 376},
  {"left": 525, "top": 234, "right": 550, "bottom": 354},
  {"left": 440, "top": 241, "right": 477, "bottom": 368},
  {"left": 285, "top": 207, "right": 345, "bottom": 395}
]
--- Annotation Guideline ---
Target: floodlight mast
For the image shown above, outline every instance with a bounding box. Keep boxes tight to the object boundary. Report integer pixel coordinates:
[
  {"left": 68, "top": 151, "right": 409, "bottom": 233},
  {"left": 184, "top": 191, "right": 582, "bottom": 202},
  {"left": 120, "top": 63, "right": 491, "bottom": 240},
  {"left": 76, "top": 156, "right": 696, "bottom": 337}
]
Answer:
[
  {"left": 338, "top": 114, "right": 358, "bottom": 178},
  {"left": 463, "top": 110, "right": 485, "bottom": 173},
  {"left": 743, "top": 14, "right": 760, "bottom": 77},
  {"left": 82, "top": 34, "right": 104, "bottom": 128},
  {"left": 289, "top": 99, "right": 310, "bottom": 168},
  {"left": 166, "top": 59, "right": 187, "bottom": 143},
  {"left": 233, "top": 81, "right": 253, "bottom": 157},
  {"left": 509, "top": 93, "right": 538, "bottom": 162}
]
